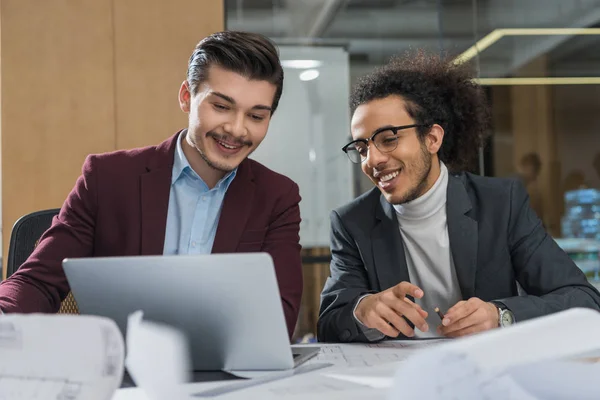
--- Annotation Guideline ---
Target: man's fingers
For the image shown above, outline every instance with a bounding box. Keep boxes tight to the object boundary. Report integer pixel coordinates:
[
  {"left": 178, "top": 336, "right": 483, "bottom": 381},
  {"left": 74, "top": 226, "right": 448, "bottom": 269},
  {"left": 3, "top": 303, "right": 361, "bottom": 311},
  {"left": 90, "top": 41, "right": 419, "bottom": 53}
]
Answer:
[
  {"left": 443, "top": 298, "right": 480, "bottom": 326},
  {"left": 387, "top": 299, "right": 429, "bottom": 332},
  {"left": 440, "top": 310, "right": 479, "bottom": 335},
  {"left": 404, "top": 306, "right": 429, "bottom": 332},
  {"left": 381, "top": 308, "right": 414, "bottom": 337},
  {"left": 366, "top": 301, "right": 415, "bottom": 337},
  {"left": 403, "top": 297, "right": 429, "bottom": 318},
  {"left": 443, "top": 323, "right": 487, "bottom": 338},
  {"left": 443, "top": 300, "right": 466, "bottom": 317},
  {"left": 440, "top": 305, "right": 496, "bottom": 335},
  {"left": 394, "top": 282, "right": 424, "bottom": 299},
  {"left": 372, "top": 317, "right": 400, "bottom": 338}
]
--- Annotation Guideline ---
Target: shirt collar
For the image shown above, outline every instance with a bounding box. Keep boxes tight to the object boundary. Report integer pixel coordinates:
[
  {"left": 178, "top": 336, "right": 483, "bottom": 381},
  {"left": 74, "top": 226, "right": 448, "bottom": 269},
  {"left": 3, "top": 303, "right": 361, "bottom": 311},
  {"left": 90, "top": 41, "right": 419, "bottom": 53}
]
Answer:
[{"left": 172, "top": 132, "right": 237, "bottom": 189}]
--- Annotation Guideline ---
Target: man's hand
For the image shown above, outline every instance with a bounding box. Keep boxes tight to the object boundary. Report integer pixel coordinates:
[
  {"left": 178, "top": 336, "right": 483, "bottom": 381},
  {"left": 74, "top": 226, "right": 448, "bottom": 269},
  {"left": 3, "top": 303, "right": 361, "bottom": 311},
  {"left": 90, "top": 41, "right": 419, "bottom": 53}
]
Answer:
[
  {"left": 438, "top": 297, "right": 499, "bottom": 337},
  {"left": 354, "top": 282, "right": 429, "bottom": 337}
]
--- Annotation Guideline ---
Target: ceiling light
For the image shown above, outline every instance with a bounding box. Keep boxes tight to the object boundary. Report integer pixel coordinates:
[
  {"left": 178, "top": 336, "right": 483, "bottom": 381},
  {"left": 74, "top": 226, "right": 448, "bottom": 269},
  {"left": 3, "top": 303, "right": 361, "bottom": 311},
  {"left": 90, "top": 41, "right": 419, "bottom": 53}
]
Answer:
[
  {"left": 299, "top": 69, "right": 320, "bottom": 81},
  {"left": 455, "top": 28, "right": 600, "bottom": 86},
  {"left": 281, "top": 60, "right": 323, "bottom": 69},
  {"left": 477, "top": 77, "right": 600, "bottom": 85},
  {"left": 455, "top": 28, "right": 600, "bottom": 64}
]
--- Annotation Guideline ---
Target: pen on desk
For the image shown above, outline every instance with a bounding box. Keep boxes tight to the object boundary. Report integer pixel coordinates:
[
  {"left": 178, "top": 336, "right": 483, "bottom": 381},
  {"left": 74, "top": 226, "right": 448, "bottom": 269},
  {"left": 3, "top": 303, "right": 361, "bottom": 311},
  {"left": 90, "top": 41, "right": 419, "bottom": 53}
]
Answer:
[{"left": 434, "top": 307, "right": 445, "bottom": 321}]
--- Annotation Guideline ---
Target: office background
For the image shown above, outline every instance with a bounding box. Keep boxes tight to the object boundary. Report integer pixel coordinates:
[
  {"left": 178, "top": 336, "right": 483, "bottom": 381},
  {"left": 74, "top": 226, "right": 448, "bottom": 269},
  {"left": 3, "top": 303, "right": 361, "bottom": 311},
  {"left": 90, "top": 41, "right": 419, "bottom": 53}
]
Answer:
[
  {"left": 1, "top": 0, "right": 599, "bottom": 341},
  {"left": 226, "top": 0, "right": 600, "bottom": 340}
]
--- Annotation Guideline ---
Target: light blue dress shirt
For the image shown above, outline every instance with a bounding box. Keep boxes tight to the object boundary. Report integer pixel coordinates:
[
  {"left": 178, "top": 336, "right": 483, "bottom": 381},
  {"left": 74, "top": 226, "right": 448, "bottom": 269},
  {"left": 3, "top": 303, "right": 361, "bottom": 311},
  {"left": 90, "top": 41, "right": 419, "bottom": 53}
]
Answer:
[{"left": 163, "top": 134, "right": 237, "bottom": 255}]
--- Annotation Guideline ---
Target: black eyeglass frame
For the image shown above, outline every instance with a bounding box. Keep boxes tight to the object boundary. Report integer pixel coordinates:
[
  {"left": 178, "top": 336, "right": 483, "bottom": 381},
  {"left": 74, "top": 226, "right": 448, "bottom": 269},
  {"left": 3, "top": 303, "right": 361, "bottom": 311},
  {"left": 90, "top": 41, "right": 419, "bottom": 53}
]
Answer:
[{"left": 341, "top": 124, "right": 431, "bottom": 163}]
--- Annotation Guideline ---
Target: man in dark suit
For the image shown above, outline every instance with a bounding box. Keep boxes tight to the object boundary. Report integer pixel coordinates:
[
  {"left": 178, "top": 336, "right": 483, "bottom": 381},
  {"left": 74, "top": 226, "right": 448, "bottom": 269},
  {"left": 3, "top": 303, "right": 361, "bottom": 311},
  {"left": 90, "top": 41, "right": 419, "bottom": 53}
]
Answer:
[
  {"left": 0, "top": 31, "right": 303, "bottom": 338},
  {"left": 318, "top": 50, "right": 600, "bottom": 343}
]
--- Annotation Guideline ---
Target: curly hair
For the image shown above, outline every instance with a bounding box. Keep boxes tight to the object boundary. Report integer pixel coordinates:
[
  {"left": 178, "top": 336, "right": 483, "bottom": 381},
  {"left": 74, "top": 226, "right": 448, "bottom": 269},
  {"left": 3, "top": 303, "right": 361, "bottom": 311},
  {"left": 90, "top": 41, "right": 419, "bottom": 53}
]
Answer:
[{"left": 350, "top": 50, "right": 491, "bottom": 172}]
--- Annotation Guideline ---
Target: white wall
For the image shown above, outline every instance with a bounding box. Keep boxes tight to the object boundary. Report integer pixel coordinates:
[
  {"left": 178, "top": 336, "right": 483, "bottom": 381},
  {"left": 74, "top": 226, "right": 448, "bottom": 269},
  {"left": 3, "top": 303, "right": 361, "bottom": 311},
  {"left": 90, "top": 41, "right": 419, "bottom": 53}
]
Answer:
[{"left": 250, "top": 46, "right": 354, "bottom": 247}]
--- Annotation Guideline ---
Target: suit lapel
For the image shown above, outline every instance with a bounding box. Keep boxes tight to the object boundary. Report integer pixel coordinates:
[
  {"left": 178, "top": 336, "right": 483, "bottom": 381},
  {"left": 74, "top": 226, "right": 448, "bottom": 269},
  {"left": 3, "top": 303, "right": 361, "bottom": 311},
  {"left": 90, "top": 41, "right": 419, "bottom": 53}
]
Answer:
[
  {"left": 372, "top": 195, "right": 410, "bottom": 291},
  {"left": 446, "top": 174, "right": 478, "bottom": 299},
  {"left": 140, "top": 168, "right": 172, "bottom": 255},
  {"left": 212, "top": 160, "right": 255, "bottom": 253},
  {"left": 139, "top": 131, "right": 181, "bottom": 255}
]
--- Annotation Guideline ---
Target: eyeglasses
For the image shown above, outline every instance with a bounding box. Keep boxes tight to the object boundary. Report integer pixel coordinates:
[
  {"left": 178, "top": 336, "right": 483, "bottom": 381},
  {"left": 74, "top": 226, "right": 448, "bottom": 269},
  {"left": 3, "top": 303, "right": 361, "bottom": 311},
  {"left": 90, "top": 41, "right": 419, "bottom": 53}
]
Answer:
[{"left": 341, "top": 124, "right": 430, "bottom": 164}]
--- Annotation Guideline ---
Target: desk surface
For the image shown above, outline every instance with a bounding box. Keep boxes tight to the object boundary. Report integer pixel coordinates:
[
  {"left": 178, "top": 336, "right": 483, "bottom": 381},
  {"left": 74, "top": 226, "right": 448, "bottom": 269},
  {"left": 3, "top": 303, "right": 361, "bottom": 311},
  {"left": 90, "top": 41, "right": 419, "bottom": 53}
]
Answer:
[
  {"left": 120, "top": 370, "right": 240, "bottom": 389},
  {"left": 113, "top": 340, "right": 442, "bottom": 400}
]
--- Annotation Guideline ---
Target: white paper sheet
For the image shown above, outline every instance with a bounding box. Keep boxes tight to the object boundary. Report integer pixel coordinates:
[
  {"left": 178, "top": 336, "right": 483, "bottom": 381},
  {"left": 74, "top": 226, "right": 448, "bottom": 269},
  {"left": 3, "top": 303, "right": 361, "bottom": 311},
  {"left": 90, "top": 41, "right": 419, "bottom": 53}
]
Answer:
[
  {"left": 390, "top": 350, "right": 539, "bottom": 400},
  {"left": 112, "top": 388, "right": 150, "bottom": 400},
  {"left": 321, "top": 342, "right": 449, "bottom": 390},
  {"left": 388, "top": 308, "right": 600, "bottom": 400},
  {"left": 113, "top": 364, "right": 379, "bottom": 400},
  {"left": 302, "top": 339, "right": 444, "bottom": 368},
  {"left": 112, "top": 381, "right": 233, "bottom": 400},
  {"left": 114, "top": 378, "right": 387, "bottom": 400},
  {"left": 197, "top": 369, "right": 389, "bottom": 400},
  {"left": 0, "top": 314, "right": 124, "bottom": 400},
  {"left": 323, "top": 362, "right": 403, "bottom": 389},
  {"left": 440, "top": 307, "right": 600, "bottom": 371},
  {"left": 390, "top": 348, "right": 600, "bottom": 400},
  {"left": 125, "top": 311, "right": 191, "bottom": 400}
]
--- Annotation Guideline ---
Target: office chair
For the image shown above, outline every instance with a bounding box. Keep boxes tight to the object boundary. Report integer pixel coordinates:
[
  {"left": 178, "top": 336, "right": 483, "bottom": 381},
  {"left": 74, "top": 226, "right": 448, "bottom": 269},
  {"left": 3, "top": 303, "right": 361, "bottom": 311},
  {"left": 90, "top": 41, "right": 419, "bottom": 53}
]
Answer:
[{"left": 6, "top": 208, "right": 79, "bottom": 314}]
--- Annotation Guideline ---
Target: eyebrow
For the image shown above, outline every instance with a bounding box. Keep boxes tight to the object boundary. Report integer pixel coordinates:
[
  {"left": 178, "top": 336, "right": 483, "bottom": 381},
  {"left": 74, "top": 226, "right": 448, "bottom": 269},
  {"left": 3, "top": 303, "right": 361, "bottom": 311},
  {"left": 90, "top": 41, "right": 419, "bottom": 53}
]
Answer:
[
  {"left": 371, "top": 125, "right": 395, "bottom": 136},
  {"left": 210, "top": 91, "right": 273, "bottom": 112}
]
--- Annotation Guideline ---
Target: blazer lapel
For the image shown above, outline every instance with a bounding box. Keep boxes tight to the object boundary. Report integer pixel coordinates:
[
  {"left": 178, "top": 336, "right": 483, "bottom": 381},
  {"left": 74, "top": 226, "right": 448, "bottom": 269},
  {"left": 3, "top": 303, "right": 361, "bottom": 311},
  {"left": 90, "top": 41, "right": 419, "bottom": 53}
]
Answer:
[
  {"left": 140, "top": 131, "right": 181, "bottom": 255},
  {"left": 212, "top": 160, "right": 255, "bottom": 254},
  {"left": 372, "top": 194, "right": 410, "bottom": 291},
  {"left": 446, "top": 174, "right": 478, "bottom": 299}
]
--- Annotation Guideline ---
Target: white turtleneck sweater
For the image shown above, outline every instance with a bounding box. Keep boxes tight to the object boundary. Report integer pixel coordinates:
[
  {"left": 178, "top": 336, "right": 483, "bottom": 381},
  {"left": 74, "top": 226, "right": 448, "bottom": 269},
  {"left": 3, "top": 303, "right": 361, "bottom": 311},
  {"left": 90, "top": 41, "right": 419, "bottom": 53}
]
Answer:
[
  {"left": 393, "top": 162, "right": 462, "bottom": 337},
  {"left": 355, "top": 162, "right": 463, "bottom": 339}
]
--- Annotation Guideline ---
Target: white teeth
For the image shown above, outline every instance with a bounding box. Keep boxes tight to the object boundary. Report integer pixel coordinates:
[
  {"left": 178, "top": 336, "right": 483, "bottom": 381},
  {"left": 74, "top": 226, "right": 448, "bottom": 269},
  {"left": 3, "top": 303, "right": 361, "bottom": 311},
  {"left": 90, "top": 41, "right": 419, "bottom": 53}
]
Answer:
[
  {"left": 217, "top": 140, "right": 238, "bottom": 149},
  {"left": 379, "top": 170, "right": 399, "bottom": 183}
]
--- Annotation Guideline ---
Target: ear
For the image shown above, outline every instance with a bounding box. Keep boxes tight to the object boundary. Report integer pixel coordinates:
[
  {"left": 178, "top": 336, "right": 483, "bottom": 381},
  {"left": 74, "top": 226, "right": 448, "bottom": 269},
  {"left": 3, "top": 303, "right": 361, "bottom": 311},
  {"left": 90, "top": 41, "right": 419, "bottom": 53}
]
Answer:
[
  {"left": 178, "top": 81, "right": 191, "bottom": 113},
  {"left": 426, "top": 124, "right": 444, "bottom": 154}
]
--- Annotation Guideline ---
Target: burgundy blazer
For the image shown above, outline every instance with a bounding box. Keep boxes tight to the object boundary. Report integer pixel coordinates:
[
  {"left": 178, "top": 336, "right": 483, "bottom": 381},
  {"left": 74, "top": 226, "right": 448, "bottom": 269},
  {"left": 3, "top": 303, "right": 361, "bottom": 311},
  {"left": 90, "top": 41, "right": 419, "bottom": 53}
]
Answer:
[{"left": 0, "top": 131, "right": 303, "bottom": 338}]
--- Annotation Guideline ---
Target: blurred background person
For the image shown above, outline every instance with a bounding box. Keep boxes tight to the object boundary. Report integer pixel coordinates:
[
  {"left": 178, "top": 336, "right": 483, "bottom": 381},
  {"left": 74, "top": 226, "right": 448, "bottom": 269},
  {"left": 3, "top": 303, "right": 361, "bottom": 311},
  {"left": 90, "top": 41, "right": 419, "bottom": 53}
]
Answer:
[{"left": 517, "top": 153, "right": 544, "bottom": 221}]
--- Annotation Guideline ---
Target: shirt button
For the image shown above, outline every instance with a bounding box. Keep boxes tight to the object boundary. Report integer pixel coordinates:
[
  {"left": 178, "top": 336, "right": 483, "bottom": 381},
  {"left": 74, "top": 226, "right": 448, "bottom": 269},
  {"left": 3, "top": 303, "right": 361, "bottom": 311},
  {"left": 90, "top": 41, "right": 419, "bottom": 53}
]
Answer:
[
  {"left": 191, "top": 241, "right": 196, "bottom": 247},
  {"left": 201, "top": 196, "right": 207, "bottom": 201}
]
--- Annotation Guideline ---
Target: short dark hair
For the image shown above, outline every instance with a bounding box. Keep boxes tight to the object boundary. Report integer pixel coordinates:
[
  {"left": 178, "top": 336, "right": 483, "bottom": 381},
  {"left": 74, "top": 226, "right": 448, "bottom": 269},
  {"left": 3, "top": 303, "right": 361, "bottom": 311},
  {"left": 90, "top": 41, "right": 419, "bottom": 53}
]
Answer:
[
  {"left": 187, "top": 31, "right": 284, "bottom": 114},
  {"left": 350, "top": 50, "right": 491, "bottom": 172}
]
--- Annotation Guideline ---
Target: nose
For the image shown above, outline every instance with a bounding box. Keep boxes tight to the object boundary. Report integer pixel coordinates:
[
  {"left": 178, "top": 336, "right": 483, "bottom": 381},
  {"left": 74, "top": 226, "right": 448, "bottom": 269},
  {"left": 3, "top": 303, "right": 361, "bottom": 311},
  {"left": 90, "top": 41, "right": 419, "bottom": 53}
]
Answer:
[
  {"left": 364, "top": 143, "right": 388, "bottom": 169},
  {"left": 223, "top": 112, "right": 247, "bottom": 139}
]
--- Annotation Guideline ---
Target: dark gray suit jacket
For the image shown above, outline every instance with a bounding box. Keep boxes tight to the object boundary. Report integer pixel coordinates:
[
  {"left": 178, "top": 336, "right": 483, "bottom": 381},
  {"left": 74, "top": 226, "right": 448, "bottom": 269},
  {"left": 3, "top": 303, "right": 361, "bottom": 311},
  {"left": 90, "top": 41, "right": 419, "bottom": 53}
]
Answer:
[{"left": 317, "top": 172, "right": 600, "bottom": 342}]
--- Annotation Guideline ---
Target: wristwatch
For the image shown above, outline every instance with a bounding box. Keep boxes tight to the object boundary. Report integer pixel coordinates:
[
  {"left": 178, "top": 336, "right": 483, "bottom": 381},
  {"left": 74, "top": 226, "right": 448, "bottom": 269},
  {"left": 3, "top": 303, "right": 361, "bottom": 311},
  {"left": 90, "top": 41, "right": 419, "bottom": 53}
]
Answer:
[{"left": 496, "top": 304, "right": 515, "bottom": 328}]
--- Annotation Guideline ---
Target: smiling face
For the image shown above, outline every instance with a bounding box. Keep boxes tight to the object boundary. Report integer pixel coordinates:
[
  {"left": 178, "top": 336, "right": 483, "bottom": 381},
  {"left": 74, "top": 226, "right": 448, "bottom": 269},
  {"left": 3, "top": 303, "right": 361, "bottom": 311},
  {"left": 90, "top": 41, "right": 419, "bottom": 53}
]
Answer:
[
  {"left": 351, "top": 95, "right": 444, "bottom": 205},
  {"left": 179, "top": 65, "right": 277, "bottom": 181}
]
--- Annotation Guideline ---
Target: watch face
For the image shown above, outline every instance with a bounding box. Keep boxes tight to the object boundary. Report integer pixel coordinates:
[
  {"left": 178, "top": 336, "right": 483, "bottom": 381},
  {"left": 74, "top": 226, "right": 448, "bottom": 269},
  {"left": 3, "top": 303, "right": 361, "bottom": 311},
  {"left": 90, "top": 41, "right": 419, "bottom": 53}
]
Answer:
[{"left": 501, "top": 310, "right": 514, "bottom": 326}]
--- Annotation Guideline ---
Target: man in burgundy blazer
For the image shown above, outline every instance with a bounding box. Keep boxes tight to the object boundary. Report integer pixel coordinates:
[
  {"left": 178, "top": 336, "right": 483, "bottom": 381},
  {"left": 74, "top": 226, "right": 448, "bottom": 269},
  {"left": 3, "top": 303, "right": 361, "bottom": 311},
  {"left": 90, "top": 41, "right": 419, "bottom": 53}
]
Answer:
[{"left": 0, "top": 31, "right": 303, "bottom": 338}]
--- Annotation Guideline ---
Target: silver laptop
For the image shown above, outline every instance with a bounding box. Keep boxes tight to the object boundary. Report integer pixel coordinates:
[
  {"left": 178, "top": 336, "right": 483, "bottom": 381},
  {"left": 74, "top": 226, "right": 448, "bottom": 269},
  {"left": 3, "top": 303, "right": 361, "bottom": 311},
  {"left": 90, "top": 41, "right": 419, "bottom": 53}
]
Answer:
[{"left": 62, "top": 253, "right": 318, "bottom": 371}]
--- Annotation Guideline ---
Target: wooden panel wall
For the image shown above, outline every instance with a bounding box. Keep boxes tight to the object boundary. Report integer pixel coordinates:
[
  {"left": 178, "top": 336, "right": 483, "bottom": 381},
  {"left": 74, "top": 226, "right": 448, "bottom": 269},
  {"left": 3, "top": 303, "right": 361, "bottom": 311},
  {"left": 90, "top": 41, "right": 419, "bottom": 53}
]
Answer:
[
  {"left": 113, "top": 0, "right": 224, "bottom": 149},
  {"left": 510, "top": 56, "right": 561, "bottom": 237},
  {"left": 293, "top": 247, "right": 331, "bottom": 342},
  {"left": 1, "top": 0, "right": 224, "bottom": 278}
]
